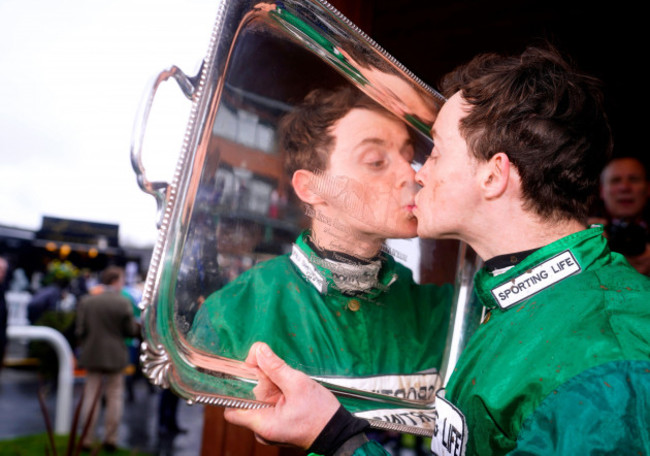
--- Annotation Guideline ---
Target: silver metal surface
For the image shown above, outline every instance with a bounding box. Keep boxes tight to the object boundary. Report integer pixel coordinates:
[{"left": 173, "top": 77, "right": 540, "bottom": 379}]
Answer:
[
  {"left": 139, "top": 341, "right": 173, "bottom": 389},
  {"left": 440, "top": 242, "right": 484, "bottom": 386},
  {"left": 367, "top": 419, "right": 434, "bottom": 438},
  {"left": 131, "top": 0, "right": 482, "bottom": 437}
]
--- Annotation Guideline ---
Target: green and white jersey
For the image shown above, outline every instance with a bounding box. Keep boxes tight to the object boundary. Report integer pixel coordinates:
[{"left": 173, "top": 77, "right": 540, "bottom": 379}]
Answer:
[
  {"left": 353, "top": 227, "right": 650, "bottom": 456},
  {"left": 443, "top": 227, "right": 650, "bottom": 455},
  {"left": 189, "top": 231, "right": 453, "bottom": 425}
]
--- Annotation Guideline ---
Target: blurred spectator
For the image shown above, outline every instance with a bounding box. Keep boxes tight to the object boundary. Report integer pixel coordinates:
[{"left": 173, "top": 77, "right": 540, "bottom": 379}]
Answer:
[
  {"left": 25, "top": 261, "right": 78, "bottom": 379},
  {"left": 590, "top": 156, "right": 650, "bottom": 275},
  {"left": 69, "top": 268, "right": 91, "bottom": 300},
  {"left": 0, "top": 256, "right": 8, "bottom": 374},
  {"left": 121, "top": 278, "right": 152, "bottom": 401},
  {"left": 26, "top": 278, "right": 69, "bottom": 324},
  {"left": 5, "top": 267, "right": 32, "bottom": 326},
  {"left": 9, "top": 267, "right": 29, "bottom": 293},
  {"left": 27, "top": 260, "right": 78, "bottom": 324},
  {"left": 158, "top": 388, "right": 186, "bottom": 436},
  {"left": 76, "top": 266, "right": 140, "bottom": 452}
]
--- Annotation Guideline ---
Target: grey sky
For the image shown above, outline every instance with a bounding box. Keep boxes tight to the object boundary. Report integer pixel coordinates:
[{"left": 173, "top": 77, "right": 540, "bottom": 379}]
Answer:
[{"left": 0, "top": 0, "right": 220, "bottom": 247}]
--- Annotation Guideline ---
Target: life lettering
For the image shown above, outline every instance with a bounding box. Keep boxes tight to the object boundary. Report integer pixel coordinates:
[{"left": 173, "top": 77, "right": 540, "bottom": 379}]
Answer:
[
  {"left": 441, "top": 418, "right": 463, "bottom": 456},
  {"left": 492, "top": 250, "right": 581, "bottom": 308},
  {"left": 430, "top": 391, "right": 467, "bottom": 456},
  {"left": 550, "top": 256, "right": 575, "bottom": 273},
  {"left": 498, "top": 256, "right": 576, "bottom": 299}
]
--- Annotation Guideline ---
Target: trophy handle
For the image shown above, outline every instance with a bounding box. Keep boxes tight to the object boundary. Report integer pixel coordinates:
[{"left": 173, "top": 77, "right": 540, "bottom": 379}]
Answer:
[
  {"left": 130, "top": 64, "right": 202, "bottom": 228},
  {"left": 440, "top": 242, "right": 485, "bottom": 386}
]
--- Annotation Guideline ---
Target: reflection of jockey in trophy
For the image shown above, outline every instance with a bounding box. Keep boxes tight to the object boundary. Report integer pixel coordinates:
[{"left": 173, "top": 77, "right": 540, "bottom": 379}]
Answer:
[
  {"left": 336, "top": 39, "right": 441, "bottom": 133},
  {"left": 189, "top": 86, "right": 452, "bottom": 420}
]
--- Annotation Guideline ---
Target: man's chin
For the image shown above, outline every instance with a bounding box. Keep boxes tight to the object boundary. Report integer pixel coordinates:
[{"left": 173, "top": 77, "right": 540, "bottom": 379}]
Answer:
[
  {"left": 416, "top": 224, "right": 439, "bottom": 239},
  {"left": 380, "top": 226, "right": 418, "bottom": 240},
  {"left": 400, "top": 222, "right": 419, "bottom": 239}
]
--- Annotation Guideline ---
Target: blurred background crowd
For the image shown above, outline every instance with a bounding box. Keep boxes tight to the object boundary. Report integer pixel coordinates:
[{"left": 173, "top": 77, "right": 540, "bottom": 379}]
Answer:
[
  {"left": 0, "top": 0, "right": 646, "bottom": 454},
  {"left": 0, "top": 152, "right": 648, "bottom": 454}
]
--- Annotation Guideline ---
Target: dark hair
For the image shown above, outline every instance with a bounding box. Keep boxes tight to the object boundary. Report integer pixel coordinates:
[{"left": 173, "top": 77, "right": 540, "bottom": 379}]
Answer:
[
  {"left": 280, "top": 85, "right": 386, "bottom": 176},
  {"left": 440, "top": 45, "right": 613, "bottom": 222},
  {"left": 100, "top": 266, "right": 123, "bottom": 286}
]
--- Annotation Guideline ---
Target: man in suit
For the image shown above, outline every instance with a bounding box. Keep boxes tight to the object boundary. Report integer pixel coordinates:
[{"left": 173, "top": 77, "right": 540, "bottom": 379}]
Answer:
[{"left": 76, "top": 266, "right": 140, "bottom": 452}]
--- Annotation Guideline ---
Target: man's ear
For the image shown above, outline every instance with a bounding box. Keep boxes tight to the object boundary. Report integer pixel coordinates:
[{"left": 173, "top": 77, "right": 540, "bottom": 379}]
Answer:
[
  {"left": 480, "top": 152, "right": 512, "bottom": 199},
  {"left": 292, "top": 170, "right": 325, "bottom": 205}
]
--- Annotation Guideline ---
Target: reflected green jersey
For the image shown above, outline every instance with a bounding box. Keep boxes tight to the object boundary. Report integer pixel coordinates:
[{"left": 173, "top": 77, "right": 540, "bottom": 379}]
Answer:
[{"left": 189, "top": 231, "right": 452, "bottom": 422}]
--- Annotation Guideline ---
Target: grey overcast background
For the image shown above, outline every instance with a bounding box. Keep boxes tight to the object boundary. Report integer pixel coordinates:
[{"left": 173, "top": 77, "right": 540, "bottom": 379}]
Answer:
[{"left": 0, "top": 0, "right": 220, "bottom": 247}]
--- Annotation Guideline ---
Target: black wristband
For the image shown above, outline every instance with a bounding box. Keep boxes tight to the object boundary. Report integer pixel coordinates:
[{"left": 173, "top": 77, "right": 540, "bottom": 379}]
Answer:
[{"left": 307, "top": 405, "right": 369, "bottom": 456}]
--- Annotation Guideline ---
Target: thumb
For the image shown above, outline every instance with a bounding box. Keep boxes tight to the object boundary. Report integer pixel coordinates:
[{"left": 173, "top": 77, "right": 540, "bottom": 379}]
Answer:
[{"left": 255, "top": 343, "right": 297, "bottom": 390}]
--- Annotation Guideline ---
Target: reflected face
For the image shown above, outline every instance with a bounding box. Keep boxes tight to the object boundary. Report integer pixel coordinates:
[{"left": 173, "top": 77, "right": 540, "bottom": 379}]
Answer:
[
  {"left": 366, "top": 68, "right": 438, "bottom": 126},
  {"left": 600, "top": 158, "right": 649, "bottom": 220},
  {"left": 315, "top": 108, "right": 418, "bottom": 240},
  {"left": 414, "top": 92, "right": 480, "bottom": 239},
  {"left": 0, "top": 258, "right": 7, "bottom": 283}
]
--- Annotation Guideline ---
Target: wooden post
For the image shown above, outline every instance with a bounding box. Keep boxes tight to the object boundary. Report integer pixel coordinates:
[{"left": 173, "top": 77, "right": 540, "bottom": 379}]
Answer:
[{"left": 200, "top": 406, "right": 304, "bottom": 456}]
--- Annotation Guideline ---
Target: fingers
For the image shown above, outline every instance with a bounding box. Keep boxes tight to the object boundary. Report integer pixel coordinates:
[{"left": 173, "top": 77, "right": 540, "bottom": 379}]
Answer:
[
  {"left": 244, "top": 341, "right": 265, "bottom": 365},
  {"left": 224, "top": 342, "right": 342, "bottom": 449},
  {"left": 254, "top": 433, "right": 280, "bottom": 446},
  {"left": 223, "top": 405, "right": 266, "bottom": 430},
  {"left": 254, "top": 343, "right": 305, "bottom": 395},
  {"left": 245, "top": 343, "right": 285, "bottom": 403},
  {"left": 252, "top": 367, "right": 282, "bottom": 404},
  {"left": 255, "top": 343, "right": 288, "bottom": 374}
]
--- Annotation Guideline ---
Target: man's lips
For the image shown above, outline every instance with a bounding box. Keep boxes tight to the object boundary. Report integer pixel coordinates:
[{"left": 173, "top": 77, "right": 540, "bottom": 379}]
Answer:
[{"left": 616, "top": 198, "right": 636, "bottom": 204}]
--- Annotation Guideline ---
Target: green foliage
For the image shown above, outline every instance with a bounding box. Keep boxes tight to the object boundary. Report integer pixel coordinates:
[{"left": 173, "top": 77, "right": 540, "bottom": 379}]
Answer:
[
  {"left": 43, "top": 260, "right": 79, "bottom": 286},
  {"left": 0, "top": 433, "right": 151, "bottom": 455}
]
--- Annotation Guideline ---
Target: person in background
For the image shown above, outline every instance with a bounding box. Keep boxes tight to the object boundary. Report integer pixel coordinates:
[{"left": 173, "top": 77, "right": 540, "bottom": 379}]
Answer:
[
  {"left": 158, "top": 388, "right": 187, "bottom": 437},
  {"left": 26, "top": 261, "right": 78, "bottom": 379},
  {"left": 26, "top": 275, "right": 70, "bottom": 324},
  {"left": 590, "top": 156, "right": 650, "bottom": 275},
  {"left": 70, "top": 268, "right": 90, "bottom": 301},
  {"left": 121, "top": 280, "right": 153, "bottom": 401},
  {"left": 76, "top": 266, "right": 140, "bottom": 452},
  {"left": 222, "top": 45, "right": 650, "bottom": 455},
  {"left": 0, "top": 256, "right": 9, "bottom": 374}
]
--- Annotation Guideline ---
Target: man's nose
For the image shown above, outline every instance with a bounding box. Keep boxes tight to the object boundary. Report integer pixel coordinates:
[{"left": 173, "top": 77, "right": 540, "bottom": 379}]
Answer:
[
  {"left": 396, "top": 159, "right": 416, "bottom": 187},
  {"left": 414, "top": 164, "right": 426, "bottom": 188},
  {"left": 619, "top": 179, "right": 633, "bottom": 191}
]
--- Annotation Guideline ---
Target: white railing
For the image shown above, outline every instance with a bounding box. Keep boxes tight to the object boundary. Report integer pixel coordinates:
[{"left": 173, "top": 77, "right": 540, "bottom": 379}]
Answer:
[
  {"left": 6, "top": 325, "right": 74, "bottom": 434},
  {"left": 5, "top": 290, "right": 31, "bottom": 326}
]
